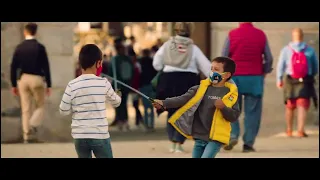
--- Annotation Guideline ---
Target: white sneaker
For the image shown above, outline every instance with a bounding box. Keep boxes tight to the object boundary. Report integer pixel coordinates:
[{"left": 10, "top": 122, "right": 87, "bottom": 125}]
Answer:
[
  {"left": 169, "top": 143, "right": 176, "bottom": 153},
  {"left": 175, "top": 146, "right": 185, "bottom": 153},
  {"left": 169, "top": 148, "right": 176, "bottom": 153}
]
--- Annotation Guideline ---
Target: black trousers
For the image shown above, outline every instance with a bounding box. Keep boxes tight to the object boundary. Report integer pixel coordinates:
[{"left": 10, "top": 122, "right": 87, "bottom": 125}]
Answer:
[{"left": 156, "top": 71, "right": 200, "bottom": 144}]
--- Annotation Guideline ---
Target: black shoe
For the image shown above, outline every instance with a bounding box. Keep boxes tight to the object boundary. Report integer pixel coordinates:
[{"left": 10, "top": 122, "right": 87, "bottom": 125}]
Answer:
[
  {"left": 30, "top": 126, "right": 38, "bottom": 133},
  {"left": 224, "top": 139, "right": 238, "bottom": 151},
  {"left": 146, "top": 127, "right": 156, "bottom": 133},
  {"left": 243, "top": 145, "right": 256, "bottom": 153},
  {"left": 109, "top": 120, "right": 118, "bottom": 127}
]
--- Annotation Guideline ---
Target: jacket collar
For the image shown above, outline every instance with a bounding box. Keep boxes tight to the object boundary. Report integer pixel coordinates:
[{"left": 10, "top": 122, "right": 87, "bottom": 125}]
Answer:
[{"left": 239, "top": 22, "right": 253, "bottom": 28}]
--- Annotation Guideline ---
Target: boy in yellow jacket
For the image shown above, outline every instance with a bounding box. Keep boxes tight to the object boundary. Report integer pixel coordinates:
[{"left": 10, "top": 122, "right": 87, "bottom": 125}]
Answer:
[{"left": 152, "top": 57, "right": 240, "bottom": 158}]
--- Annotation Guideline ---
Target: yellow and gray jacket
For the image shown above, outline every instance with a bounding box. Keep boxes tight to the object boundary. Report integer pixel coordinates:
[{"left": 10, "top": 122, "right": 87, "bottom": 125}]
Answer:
[{"left": 167, "top": 78, "right": 239, "bottom": 145}]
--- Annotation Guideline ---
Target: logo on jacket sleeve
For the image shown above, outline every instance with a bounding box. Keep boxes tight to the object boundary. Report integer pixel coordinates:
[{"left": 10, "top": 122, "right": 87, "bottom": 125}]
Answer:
[{"left": 228, "top": 95, "right": 234, "bottom": 101}]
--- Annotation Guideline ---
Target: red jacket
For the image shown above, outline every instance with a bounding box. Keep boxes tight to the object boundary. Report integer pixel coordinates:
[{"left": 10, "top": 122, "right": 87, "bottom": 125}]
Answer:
[{"left": 228, "top": 23, "right": 267, "bottom": 76}]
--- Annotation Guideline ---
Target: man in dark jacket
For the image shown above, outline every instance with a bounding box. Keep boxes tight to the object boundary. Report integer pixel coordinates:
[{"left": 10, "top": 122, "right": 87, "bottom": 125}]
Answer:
[{"left": 10, "top": 23, "right": 52, "bottom": 143}]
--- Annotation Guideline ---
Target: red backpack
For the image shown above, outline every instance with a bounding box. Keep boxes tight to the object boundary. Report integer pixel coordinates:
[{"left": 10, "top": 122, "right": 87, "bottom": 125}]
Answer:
[{"left": 289, "top": 45, "right": 308, "bottom": 79}]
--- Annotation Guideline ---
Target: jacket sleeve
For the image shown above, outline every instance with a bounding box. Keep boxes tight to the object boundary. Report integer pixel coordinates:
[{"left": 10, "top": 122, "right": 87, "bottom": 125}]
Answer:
[
  {"left": 153, "top": 44, "right": 165, "bottom": 71},
  {"left": 59, "top": 84, "right": 72, "bottom": 116},
  {"left": 105, "top": 79, "right": 121, "bottom": 108},
  {"left": 263, "top": 39, "right": 274, "bottom": 74},
  {"left": 10, "top": 45, "right": 20, "bottom": 88},
  {"left": 163, "top": 85, "right": 199, "bottom": 108},
  {"left": 220, "top": 98, "right": 241, "bottom": 122},
  {"left": 310, "top": 47, "right": 319, "bottom": 75},
  {"left": 276, "top": 47, "right": 287, "bottom": 83},
  {"left": 221, "top": 36, "right": 230, "bottom": 57}
]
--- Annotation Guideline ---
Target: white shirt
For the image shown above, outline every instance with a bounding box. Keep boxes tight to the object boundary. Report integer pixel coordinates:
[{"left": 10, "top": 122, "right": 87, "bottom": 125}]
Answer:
[
  {"left": 25, "top": 35, "right": 35, "bottom": 40},
  {"left": 59, "top": 74, "right": 121, "bottom": 139},
  {"left": 153, "top": 44, "right": 211, "bottom": 77}
]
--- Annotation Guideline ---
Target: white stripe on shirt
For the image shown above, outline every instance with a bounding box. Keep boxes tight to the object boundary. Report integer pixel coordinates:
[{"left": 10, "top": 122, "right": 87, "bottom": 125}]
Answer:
[{"left": 59, "top": 74, "right": 121, "bottom": 139}]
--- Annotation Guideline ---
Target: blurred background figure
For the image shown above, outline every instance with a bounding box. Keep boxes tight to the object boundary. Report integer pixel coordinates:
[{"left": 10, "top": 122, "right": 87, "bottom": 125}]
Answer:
[
  {"left": 151, "top": 46, "right": 159, "bottom": 58},
  {"left": 152, "top": 22, "right": 211, "bottom": 153},
  {"left": 151, "top": 39, "right": 162, "bottom": 57},
  {"left": 222, "top": 22, "right": 273, "bottom": 152},
  {"left": 152, "top": 39, "right": 163, "bottom": 50},
  {"left": 276, "top": 28, "right": 318, "bottom": 138},
  {"left": 126, "top": 36, "right": 143, "bottom": 128},
  {"left": 138, "top": 49, "right": 158, "bottom": 131},
  {"left": 109, "top": 37, "right": 127, "bottom": 127},
  {"left": 75, "top": 62, "right": 82, "bottom": 78},
  {"left": 127, "top": 36, "right": 136, "bottom": 57},
  {"left": 101, "top": 54, "right": 110, "bottom": 75},
  {"left": 108, "top": 43, "right": 134, "bottom": 131},
  {"left": 10, "top": 23, "right": 52, "bottom": 143}
]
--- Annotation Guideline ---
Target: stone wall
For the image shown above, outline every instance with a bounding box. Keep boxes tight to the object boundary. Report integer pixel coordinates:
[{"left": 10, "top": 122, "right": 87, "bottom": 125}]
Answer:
[
  {"left": 1, "top": 22, "right": 77, "bottom": 142},
  {"left": 191, "top": 22, "right": 210, "bottom": 58},
  {"left": 210, "top": 22, "right": 319, "bottom": 128}
]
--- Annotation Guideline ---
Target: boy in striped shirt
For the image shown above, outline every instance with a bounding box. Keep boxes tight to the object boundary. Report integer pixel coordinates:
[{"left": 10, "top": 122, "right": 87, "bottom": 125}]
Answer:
[{"left": 59, "top": 44, "right": 121, "bottom": 158}]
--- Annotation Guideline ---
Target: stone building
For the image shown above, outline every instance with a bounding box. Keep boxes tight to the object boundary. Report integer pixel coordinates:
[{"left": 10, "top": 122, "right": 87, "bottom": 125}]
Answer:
[{"left": 1, "top": 22, "right": 319, "bottom": 142}]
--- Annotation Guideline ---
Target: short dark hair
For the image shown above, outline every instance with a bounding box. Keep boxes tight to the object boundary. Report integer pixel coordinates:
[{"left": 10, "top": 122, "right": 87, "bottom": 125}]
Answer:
[
  {"left": 142, "top": 49, "right": 151, "bottom": 57},
  {"left": 79, "top": 44, "right": 102, "bottom": 70},
  {"left": 151, "top": 45, "right": 159, "bottom": 52},
  {"left": 24, "top": 23, "right": 38, "bottom": 36},
  {"left": 211, "top": 56, "right": 236, "bottom": 80},
  {"left": 114, "top": 37, "right": 122, "bottom": 45},
  {"left": 115, "top": 44, "right": 125, "bottom": 55}
]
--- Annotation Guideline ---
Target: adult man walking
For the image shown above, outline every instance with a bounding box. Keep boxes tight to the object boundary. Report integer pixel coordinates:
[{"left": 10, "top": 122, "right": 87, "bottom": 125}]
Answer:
[
  {"left": 10, "top": 23, "right": 52, "bottom": 143},
  {"left": 222, "top": 22, "right": 273, "bottom": 152}
]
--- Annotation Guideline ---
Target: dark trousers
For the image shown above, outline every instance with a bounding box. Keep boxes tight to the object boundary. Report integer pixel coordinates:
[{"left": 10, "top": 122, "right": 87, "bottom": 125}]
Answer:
[
  {"left": 132, "top": 93, "right": 143, "bottom": 125},
  {"left": 140, "top": 84, "right": 155, "bottom": 128},
  {"left": 167, "top": 110, "right": 186, "bottom": 143},
  {"left": 230, "top": 75, "right": 264, "bottom": 147},
  {"left": 156, "top": 72, "right": 200, "bottom": 144},
  {"left": 115, "top": 92, "right": 129, "bottom": 122},
  {"left": 231, "top": 94, "right": 263, "bottom": 147}
]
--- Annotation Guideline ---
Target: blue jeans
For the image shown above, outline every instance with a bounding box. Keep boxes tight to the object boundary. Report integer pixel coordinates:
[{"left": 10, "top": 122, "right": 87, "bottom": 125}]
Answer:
[
  {"left": 139, "top": 84, "right": 155, "bottom": 128},
  {"left": 192, "top": 139, "right": 223, "bottom": 158},
  {"left": 231, "top": 76, "right": 264, "bottom": 147},
  {"left": 231, "top": 94, "right": 262, "bottom": 147},
  {"left": 74, "top": 138, "right": 113, "bottom": 158}
]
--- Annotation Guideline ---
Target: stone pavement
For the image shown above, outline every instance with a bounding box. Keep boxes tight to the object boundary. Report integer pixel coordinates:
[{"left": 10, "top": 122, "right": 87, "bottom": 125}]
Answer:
[
  {"left": 1, "top": 133, "right": 318, "bottom": 158},
  {"left": 1, "top": 95, "right": 319, "bottom": 158}
]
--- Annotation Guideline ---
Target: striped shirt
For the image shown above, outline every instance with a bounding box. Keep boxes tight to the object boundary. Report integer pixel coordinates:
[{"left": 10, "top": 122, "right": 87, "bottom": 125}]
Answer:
[{"left": 59, "top": 74, "right": 121, "bottom": 139}]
